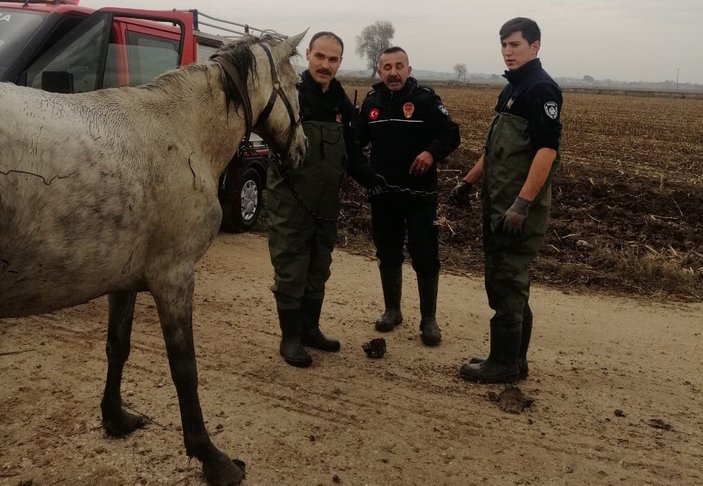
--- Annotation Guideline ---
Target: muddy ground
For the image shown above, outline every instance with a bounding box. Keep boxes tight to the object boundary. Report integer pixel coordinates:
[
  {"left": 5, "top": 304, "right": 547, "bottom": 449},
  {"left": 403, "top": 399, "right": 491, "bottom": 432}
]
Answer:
[{"left": 1, "top": 234, "right": 702, "bottom": 485}]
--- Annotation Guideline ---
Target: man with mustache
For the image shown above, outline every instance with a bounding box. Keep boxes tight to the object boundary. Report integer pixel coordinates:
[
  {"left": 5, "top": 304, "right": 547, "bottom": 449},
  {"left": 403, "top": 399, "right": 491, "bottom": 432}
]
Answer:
[
  {"left": 358, "top": 46, "right": 460, "bottom": 346},
  {"left": 267, "top": 31, "right": 386, "bottom": 367},
  {"left": 451, "top": 17, "right": 563, "bottom": 383}
]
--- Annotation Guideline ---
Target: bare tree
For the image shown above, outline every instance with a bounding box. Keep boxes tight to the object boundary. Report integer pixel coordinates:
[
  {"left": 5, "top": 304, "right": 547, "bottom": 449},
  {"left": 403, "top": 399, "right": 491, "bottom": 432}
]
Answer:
[
  {"left": 453, "top": 63, "right": 467, "bottom": 82},
  {"left": 356, "top": 20, "right": 395, "bottom": 79}
]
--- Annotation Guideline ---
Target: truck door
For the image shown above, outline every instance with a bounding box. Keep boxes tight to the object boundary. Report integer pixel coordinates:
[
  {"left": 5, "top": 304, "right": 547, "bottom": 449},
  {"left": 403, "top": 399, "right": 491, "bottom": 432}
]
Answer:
[{"left": 22, "top": 8, "right": 194, "bottom": 93}]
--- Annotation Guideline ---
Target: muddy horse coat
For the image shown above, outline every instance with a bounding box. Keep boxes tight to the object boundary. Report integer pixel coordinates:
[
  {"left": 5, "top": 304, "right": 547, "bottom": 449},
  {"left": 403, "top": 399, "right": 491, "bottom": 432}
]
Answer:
[{"left": 0, "top": 33, "right": 306, "bottom": 485}]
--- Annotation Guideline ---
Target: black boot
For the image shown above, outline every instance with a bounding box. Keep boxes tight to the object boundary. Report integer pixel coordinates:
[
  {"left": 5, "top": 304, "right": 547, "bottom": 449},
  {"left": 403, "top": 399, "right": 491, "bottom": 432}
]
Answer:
[
  {"left": 375, "top": 268, "right": 403, "bottom": 332},
  {"left": 300, "top": 298, "right": 340, "bottom": 352},
  {"left": 417, "top": 274, "right": 441, "bottom": 346},
  {"left": 277, "top": 307, "right": 312, "bottom": 368},
  {"left": 468, "top": 305, "right": 532, "bottom": 379},
  {"left": 460, "top": 327, "right": 520, "bottom": 383}
]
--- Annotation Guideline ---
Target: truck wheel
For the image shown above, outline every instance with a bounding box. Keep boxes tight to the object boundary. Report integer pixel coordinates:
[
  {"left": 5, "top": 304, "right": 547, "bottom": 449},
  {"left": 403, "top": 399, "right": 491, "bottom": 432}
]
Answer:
[{"left": 238, "top": 167, "right": 264, "bottom": 231}]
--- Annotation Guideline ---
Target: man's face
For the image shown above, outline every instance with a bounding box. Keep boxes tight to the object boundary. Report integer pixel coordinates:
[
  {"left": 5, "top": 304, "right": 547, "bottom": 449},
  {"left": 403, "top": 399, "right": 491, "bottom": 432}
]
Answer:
[
  {"left": 306, "top": 36, "right": 343, "bottom": 91},
  {"left": 378, "top": 51, "right": 412, "bottom": 91},
  {"left": 501, "top": 31, "right": 540, "bottom": 70}
]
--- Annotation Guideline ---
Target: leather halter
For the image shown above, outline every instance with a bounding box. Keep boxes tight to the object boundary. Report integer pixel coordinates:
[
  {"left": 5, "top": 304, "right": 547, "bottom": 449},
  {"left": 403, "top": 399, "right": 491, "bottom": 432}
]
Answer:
[{"left": 212, "top": 42, "right": 301, "bottom": 159}]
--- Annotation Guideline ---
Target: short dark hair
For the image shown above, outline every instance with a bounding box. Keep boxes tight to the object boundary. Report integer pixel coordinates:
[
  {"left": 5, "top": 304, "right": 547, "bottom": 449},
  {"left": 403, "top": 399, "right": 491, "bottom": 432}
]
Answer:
[
  {"left": 380, "top": 46, "right": 408, "bottom": 59},
  {"left": 379, "top": 46, "right": 409, "bottom": 68},
  {"left": 309, "top": 31, "right": 344, "bottom": 55},
  {"left": 499, "top": 17, "right": 541, "bottom": 44}
]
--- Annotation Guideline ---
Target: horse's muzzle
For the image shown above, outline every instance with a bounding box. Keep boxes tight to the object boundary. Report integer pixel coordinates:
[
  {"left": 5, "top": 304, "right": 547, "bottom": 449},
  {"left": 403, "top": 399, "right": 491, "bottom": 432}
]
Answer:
[{"left": 284, "top": 129, "right": 307, "bottom": 169}]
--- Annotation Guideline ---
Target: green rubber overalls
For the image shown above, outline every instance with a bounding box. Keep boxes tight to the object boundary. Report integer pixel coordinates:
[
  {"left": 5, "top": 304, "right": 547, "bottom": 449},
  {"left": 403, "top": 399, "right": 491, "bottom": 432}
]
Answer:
[
  {"left": 267, "top": 120, "right": 348, "bottom": 309},
  {"left": 482, "top": 112, "right": 559, "bottom": 333}
]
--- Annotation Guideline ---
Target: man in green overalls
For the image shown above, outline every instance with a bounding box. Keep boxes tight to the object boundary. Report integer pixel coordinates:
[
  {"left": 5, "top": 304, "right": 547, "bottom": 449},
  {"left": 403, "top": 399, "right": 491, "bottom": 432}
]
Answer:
[
  {"left": 451, "top": 17, "right": 563, "bottom": 383},
  {"left": 267, "top": 32, "right": 385, "bottom": 367}
]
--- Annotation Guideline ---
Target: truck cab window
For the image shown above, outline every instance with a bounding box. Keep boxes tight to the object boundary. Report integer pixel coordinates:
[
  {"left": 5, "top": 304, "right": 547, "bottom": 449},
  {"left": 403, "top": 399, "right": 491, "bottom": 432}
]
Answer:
[
  {"left": 0, "top": 10, "right": 46, "bottom": 78},
  {"left": 26, "top": 15, "right": 108, "bottom": 93},
  {"left": 122, "top": 31, "right": 179, "bottom": 86}
]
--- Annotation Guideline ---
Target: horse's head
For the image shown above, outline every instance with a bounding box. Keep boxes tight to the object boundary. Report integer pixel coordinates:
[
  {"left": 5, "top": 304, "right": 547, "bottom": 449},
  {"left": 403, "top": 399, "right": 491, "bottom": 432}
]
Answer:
[
  {"left": 250, "top": 32, "right": 307, "bottom": 169},
  {"left": 212, "top": 33, "right": 307, "bottom": 170}
]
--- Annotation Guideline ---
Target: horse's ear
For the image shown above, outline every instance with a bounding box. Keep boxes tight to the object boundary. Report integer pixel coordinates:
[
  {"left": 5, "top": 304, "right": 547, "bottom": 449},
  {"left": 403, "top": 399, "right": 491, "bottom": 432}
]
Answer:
[{"left": 278, "top": 30, "right": 308, "bottom": 58}]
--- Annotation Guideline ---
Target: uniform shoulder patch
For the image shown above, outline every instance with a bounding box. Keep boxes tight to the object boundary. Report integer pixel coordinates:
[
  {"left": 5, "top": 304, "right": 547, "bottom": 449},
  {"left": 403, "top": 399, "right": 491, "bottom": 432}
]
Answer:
[
  {"left": 544, "top": 101, "right": 559, "bottom": 120},
  {"left": 438, "top": 104, "right": 449, "bottom": 116}
]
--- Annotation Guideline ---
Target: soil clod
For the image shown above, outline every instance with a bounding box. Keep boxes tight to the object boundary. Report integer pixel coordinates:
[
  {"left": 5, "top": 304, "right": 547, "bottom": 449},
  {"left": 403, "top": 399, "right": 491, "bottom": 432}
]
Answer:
[
  {"left": 362, "top": 338, "right": 386, "bottom": 358},
  {"left": 488, "top": 385, "right": 534, "bottom": 414}
]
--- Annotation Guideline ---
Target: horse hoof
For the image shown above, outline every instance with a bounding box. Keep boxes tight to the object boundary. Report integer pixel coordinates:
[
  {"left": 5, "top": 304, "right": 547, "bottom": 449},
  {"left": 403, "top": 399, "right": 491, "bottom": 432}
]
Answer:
[
  {"left": 102, "top": 409, "right": 146, "bottom": 437},
  {"left": 202, "top": 452, "right": 245, "bottom": 486}
]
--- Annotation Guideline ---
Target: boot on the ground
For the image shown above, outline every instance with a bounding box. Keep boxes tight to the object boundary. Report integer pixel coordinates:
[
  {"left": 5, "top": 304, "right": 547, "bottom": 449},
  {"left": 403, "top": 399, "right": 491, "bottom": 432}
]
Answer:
[
  {"left": 277, "top": 307, "right": 312, "bottom": 368},
  {"left": 417, "top": 274, "right": 441, "bottom": 346},
  {"left": 460, "top": 327, "right": 521, "bottom": 383},
  {"left": 468, "top": 306, "right": 532, "bottom": 379},
  {"left": 299, "top": 297, "right": 340, "bottom": 352},
  {"left": 375, "top": 267, "right": 403, "bottom": 332}
]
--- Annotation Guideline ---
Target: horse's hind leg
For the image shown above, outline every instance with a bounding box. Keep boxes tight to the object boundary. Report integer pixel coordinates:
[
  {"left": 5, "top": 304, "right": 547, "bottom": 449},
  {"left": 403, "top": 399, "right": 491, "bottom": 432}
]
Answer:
[
  {"left": 101, "top": 290, "right": 146, "bottom": 436},
  {"left": 151, "top": 272, "right": 244, "bottom": 486}
]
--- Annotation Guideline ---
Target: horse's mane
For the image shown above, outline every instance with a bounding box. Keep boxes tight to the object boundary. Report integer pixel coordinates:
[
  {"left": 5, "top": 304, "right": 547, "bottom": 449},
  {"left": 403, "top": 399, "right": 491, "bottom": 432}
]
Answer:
[{"left": 210, "top": 34, "right": 291, "bottom": 111}]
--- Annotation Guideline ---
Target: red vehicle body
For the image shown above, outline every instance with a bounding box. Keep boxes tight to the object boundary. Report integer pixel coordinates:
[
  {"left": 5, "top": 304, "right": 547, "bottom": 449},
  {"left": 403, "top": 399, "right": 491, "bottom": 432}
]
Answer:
[{"left": 0, "top": 0, "right": 273, "bottom": 231}]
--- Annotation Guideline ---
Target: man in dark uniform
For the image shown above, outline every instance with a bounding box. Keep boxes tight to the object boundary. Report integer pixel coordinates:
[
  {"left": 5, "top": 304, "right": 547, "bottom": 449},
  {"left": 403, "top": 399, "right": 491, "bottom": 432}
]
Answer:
[
  {"left": 267, "top": 32, "right": 385, "bottom": 367},
  {"left": 358, "top": 46, "right": 460, "bottom": 346},
  {"left": 451, "top": 17, "right": 562, "bottom": 382}
]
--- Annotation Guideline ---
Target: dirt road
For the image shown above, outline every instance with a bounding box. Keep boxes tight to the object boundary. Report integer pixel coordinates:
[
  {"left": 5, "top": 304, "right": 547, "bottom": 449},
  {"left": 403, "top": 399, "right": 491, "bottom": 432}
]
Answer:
[{"left": 1, "top": 233, "right": 701, "bottom": 485}]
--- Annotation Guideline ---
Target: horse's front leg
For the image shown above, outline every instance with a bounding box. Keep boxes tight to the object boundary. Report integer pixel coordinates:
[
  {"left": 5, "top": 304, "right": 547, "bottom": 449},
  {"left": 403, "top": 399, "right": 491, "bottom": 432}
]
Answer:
[
  {"left": 151, "top": 271, "right": 244, "bottom": 486},
  {"left": 101, "top": 290, "right": 146, "bottom": 436}
]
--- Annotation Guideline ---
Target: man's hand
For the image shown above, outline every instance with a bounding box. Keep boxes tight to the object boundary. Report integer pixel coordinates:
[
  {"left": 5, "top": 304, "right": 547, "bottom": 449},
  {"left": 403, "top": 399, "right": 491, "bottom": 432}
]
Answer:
[
  {"left": 449, "top": 180, "right": 472, "bottom": 206},
  {"left": 369, "top": 174, "right": 390, "bottom": 196},
  {"left": 499, "top": 197, "right": 531, "bottom": 235},
  {"left": 409, "top": 151, "right": 434, "bottom": 176}
]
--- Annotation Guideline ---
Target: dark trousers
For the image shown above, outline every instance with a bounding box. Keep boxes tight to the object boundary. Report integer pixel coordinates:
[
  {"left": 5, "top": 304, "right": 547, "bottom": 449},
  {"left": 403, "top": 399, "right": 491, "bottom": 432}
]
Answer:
[{"left": 371, "top": 201, "right": 440, "bottom": 277}]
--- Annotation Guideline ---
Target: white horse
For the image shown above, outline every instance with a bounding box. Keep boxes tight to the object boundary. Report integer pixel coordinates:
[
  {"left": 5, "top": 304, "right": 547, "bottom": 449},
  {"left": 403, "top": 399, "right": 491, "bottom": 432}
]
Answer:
[{"left": 0, "top": 32, "right": 306, "bottom": 485}]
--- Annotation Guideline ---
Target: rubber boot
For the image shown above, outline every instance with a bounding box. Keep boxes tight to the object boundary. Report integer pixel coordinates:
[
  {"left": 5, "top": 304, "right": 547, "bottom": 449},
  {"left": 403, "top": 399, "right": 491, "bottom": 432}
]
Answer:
[
  {"left": 459, "top": 327, "right": 520, "bottom": 383},
  {"left": 375, "top": 268, "right": 403, "bottom": 332},
  {"left": 417, "top": 274, "right": 441, "bottom": 346},
  {"left": 468, "top": 305, "right": 532, "bottom": 379},
  {"left": 277, "top": 307, "right": 312, "bottom": 368},
  {"left": 300, "top": 298, "right": 340, "bottom": 352}
]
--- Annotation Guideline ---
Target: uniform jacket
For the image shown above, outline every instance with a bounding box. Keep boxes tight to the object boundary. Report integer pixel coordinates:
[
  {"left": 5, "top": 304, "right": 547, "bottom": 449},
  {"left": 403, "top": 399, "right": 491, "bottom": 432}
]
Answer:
[
  {"left": 358, "top": 77, "right": 460, "bottom": 194},
  {"left": 494, "top": 58, "right": 562, "bottom": 152}
]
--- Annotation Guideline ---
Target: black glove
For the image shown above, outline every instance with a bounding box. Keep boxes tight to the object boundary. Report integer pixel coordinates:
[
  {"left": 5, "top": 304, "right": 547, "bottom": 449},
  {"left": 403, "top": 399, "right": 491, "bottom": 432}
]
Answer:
[
  {"left": 369, "top": 174, "right": 389, "bottom": 196},
  {"left": 499, "top": 196, "right": 531, "bottom": 235},
  {"left": 449, "top": 180, "right": 472, "bottom": 206}
]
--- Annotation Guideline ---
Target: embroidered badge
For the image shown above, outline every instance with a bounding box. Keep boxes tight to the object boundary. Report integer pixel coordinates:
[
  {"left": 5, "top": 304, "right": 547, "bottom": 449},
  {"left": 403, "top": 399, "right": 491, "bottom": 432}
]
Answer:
[
  {"left": 403, "top": 102, "right": 415, "bottom": 119},
  {"left": 438, "top": 104, "right": 449, "bottom": 116},
  {"left": 544, "top": 101, "right": 558, "bottom": 120},
  {"left": 369, "top": 108, "right": 380, "bottom": 121}
]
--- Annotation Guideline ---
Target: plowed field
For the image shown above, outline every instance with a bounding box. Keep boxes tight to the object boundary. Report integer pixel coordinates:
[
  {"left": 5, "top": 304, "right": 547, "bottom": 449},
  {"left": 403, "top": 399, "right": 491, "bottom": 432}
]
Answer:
[{"left": 339, "top": 83, "right": 703, "bottom": 300}]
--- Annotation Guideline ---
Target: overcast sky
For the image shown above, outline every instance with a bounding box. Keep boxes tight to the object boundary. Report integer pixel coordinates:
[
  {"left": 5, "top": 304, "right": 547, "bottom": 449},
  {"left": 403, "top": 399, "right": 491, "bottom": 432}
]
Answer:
[{"left": 81, "top": 0, "right": 703, "bottom": 84}]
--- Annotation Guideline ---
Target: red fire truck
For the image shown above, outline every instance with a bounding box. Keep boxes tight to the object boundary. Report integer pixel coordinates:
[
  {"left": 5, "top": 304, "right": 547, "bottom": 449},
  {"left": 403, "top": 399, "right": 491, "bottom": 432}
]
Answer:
[{"left": 0, "top": 0, "right": 275, "bottom": 231}]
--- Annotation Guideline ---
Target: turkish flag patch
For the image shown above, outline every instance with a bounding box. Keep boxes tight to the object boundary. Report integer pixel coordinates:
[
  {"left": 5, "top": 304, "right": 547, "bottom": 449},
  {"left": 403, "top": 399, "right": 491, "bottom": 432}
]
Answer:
[{"left": 369, "top": 108, "right": 380, "bottom": 121}]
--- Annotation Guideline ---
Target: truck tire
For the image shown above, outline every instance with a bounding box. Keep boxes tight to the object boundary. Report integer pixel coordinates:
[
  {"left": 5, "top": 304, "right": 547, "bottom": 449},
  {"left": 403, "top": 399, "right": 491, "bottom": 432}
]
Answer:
[{"left": 238, "top": 166, "right": 264, "bottom": 231}]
